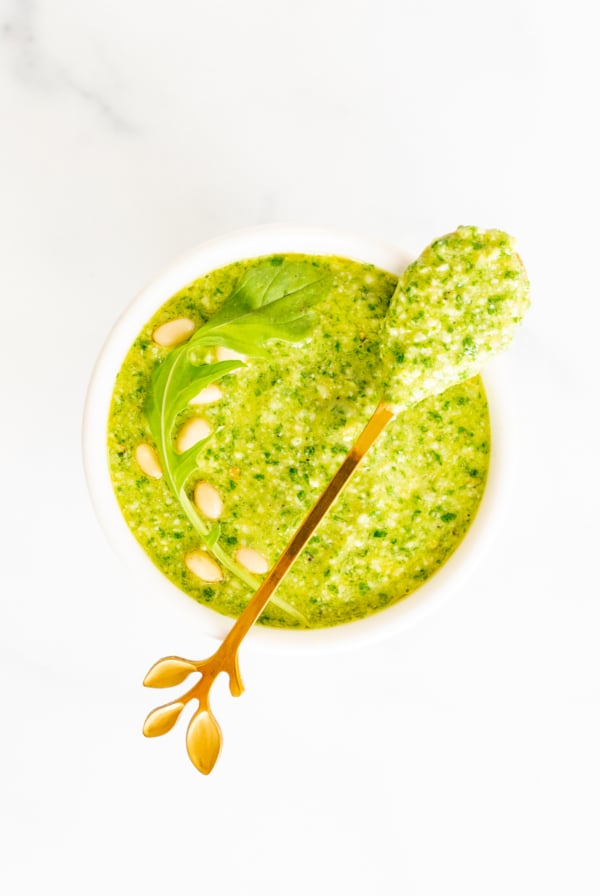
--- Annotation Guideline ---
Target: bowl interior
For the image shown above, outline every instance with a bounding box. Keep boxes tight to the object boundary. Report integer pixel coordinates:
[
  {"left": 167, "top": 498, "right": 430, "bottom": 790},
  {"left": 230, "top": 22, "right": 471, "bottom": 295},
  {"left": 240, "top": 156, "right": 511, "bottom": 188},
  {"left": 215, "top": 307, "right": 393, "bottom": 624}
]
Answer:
[{"left": 83, "top": 225, "right": 509, "bottom": 654}]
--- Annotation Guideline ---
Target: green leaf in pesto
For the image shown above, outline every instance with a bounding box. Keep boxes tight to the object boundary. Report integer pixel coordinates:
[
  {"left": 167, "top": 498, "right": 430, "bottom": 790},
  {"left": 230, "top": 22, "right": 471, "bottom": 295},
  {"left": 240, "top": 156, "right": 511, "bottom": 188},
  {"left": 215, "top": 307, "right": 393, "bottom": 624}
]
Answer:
[
  {"left": 193, "top": 259, "right": 332, "bottom": 358},
  {"left": 144, "top": 258, "right": 333, "bottom": 626}
]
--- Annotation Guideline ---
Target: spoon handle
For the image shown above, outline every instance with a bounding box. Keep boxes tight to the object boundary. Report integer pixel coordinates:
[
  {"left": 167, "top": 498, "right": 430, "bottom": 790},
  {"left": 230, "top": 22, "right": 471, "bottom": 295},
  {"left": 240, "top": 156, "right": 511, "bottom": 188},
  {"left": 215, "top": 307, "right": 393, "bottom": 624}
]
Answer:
[
  {"left": 143, "top": 399, "right": 396, "bottom": 774},
  {"left": 221, "top": 399, "right": 396, "bottom": 649}
]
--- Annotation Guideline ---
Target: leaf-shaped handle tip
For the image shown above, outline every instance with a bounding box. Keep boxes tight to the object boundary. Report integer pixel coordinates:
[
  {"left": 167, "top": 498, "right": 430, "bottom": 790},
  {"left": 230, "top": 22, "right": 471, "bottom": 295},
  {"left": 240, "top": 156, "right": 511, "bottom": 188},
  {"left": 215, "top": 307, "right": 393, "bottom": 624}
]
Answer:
[
  {"left": 143, "top": 701, "right": 185, "bottom": 738},
  {"left": 186, "top": 708, "right": 222, "bottom": 774},
  {"left": 143, "top": 656, "right": 198, "bottom": 688}
]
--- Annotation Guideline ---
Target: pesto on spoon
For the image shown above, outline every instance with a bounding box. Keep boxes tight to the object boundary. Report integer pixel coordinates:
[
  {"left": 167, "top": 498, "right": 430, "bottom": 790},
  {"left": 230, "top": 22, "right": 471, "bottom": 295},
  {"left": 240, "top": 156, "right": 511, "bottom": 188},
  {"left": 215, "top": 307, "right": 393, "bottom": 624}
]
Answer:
[
  {"left": 381, "top": 225, "right": 530, "bottom": 410},
  {"left": 143, "top": 225, "right": 531, "bottom": 774}
]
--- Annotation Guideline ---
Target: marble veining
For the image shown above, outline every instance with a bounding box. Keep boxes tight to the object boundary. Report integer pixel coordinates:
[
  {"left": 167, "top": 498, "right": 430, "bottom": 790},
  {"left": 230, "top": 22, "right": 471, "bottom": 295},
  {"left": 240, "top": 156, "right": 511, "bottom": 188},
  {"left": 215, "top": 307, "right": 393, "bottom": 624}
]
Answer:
[{"left": 1, "top": 0, "right": 135, "bottom": 132}]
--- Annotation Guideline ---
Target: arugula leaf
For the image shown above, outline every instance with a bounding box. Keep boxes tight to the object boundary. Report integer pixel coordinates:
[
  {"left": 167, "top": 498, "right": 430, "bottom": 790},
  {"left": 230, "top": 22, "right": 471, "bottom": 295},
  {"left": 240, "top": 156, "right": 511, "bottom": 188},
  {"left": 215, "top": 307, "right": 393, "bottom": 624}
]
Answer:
[
  {"left": 144, "top": 258, "right": 332, "bottom": 626},
  {"left": 145, "top": 355, "right": 240, "bottom": 563},
  {"left": 188, "top": 259, "right": 331, "bottom": 358}
]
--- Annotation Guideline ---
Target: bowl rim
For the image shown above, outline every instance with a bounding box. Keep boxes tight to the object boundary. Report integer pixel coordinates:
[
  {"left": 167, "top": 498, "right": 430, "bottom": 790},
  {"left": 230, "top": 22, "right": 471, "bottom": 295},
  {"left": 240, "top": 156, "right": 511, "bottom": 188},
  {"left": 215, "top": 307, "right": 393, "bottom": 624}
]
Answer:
[{"left": 82, "top": 224, "right": 512, "bottom": 654}]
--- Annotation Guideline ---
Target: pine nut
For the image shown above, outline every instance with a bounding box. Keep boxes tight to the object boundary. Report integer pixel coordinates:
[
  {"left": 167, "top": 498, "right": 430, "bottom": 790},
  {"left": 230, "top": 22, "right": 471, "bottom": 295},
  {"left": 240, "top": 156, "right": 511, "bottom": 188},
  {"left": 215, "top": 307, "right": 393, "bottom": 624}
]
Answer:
[
  {"left": 152, "top": 318, "right": 195, "bottom": 347},
  {"left": 176, "top": 417, "right": 211, "bottom": 453},
  {"left": 134, "top": 443, "right": 162, "bottom": 479},
  {"left": 185, "top": 551, "right": 223, "bottom": 583},
  {"left": 193, "top": 481, "right": 223, "bottom": 520},
  {"left": 189, "top": 384, "right": 223, "bottom": 405},
  {"left": 216, "top": 345, "right": 246, "bottom": 363},
  {"left": 235, "top": 547, "right": 269, "bottom": 575}
]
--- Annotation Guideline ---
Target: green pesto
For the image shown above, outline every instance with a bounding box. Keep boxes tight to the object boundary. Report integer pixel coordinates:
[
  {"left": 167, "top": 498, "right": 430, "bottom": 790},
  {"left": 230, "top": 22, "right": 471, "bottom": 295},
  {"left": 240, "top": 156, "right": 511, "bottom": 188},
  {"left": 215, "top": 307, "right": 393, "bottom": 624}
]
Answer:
[
  {"left": 108, "top": 253, "right": 490, "bottom": 628},
  {"left": 382, "top": 226, "right": 530, "bottom": 410}
]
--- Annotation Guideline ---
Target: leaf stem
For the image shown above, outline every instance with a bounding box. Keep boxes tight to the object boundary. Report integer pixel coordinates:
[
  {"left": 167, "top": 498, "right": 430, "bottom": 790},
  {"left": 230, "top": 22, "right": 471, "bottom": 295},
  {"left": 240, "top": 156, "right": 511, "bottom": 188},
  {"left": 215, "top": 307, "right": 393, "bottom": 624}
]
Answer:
[{"left": 211, "top": 541, "right": 259, "bottom": 590}]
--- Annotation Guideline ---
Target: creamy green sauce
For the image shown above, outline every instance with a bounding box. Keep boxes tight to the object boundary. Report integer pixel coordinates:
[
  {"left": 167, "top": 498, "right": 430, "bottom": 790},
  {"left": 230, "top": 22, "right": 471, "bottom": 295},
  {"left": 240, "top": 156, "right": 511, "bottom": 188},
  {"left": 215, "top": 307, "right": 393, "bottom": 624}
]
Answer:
[
  {"left": 382, "top": 226, "right": 530, "bottom": 410},
  {"left": 108, "top": 254, "right": 490, "bottom": 628}
]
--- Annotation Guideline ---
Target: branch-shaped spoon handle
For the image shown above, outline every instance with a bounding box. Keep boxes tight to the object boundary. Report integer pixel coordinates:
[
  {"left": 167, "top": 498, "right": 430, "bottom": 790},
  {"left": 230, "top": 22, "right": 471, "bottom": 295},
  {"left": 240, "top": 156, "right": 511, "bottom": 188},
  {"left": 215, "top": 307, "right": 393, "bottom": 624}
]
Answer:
[{"left": 143, "top": 400, "right": 396, "bottom": 773}]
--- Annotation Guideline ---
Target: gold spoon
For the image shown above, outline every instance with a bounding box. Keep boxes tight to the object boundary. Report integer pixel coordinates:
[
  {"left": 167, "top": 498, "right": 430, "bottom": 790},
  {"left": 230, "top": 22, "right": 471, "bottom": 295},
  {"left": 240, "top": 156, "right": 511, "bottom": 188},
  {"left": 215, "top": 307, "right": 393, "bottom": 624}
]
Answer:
[
  {"left": 143, "top": 400, "right": 395, "bottom": 773},
  {"left": 142, "top": 227, "right": 530, "bottom": 774}
]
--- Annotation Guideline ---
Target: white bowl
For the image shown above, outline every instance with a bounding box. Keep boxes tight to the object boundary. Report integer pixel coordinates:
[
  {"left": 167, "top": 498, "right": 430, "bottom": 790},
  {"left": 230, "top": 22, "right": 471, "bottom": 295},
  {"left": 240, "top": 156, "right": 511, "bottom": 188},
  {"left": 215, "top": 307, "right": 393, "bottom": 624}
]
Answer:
[{"left": 83, "top": 225, "right": 511, "bottom": 654}]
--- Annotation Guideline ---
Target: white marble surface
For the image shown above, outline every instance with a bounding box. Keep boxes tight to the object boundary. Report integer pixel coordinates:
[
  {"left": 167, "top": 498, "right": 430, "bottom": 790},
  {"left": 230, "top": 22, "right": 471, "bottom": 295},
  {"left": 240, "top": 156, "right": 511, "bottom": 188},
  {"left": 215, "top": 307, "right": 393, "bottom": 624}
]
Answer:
[{"left": 1, "top": 1, "right": 598, "bottom": 893}]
